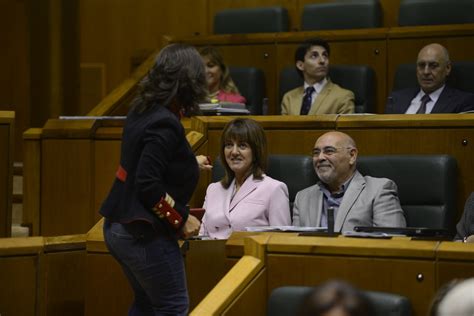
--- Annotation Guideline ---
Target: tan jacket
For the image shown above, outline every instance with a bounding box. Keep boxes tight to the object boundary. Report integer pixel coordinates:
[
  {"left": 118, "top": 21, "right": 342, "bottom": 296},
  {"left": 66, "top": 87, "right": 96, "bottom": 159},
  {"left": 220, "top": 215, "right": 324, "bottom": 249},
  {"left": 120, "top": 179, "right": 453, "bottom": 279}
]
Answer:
[{"left": 281, "top": 79, "right": 355, "bottom": 115}]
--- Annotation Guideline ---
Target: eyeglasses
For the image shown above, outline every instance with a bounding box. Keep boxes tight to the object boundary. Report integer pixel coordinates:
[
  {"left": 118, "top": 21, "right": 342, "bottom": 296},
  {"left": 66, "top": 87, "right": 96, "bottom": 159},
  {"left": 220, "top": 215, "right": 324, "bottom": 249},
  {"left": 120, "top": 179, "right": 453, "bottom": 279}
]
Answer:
[{"left": 312, "top": 146, "right": 353, "bottom": 157}]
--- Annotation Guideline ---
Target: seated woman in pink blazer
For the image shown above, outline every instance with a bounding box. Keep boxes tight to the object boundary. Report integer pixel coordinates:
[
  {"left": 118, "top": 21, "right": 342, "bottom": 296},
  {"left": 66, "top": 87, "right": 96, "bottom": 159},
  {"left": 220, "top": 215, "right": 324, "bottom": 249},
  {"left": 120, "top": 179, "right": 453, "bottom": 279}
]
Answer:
[
  {"left": 199, "top": 118, "right": 291, "bottom": 239},
  {"left": 199, "top": 46, "right": 246, "bottom": 104}
]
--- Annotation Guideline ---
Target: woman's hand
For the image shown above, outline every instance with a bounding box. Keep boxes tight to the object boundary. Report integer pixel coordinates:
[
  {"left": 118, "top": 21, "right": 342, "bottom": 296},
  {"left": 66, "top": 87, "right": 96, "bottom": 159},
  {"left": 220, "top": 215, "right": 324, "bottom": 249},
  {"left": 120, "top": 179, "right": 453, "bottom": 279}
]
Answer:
[
  {"left": 196, "top": 155, "right": 213, "bottom": 171},
  {"left": 182, "top": 214, "right": 201, "bottom": 239}
]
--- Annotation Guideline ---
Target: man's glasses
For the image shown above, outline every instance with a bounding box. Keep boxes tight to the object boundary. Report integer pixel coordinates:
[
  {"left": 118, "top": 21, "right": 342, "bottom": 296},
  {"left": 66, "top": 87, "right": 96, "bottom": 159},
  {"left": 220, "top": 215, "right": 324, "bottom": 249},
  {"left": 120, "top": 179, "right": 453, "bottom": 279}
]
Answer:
[{"left": 312, "top": 146, "right": 353, "bottom": 157}]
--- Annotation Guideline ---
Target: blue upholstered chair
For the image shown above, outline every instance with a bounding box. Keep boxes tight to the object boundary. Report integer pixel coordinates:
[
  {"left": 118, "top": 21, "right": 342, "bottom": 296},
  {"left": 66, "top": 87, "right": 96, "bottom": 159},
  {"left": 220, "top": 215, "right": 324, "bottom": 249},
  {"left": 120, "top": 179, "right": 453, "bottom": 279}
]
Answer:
[
  {"left": 268, "top": 286, "right": 412, "bottom": 316},
  {"left": 398, "top": 0, "right": 474, "bottom": 26},
  {"left": 301, "top": 0, "right": 382, "bottom": 31},
  {"left": 229, "top": 66, "right": 265, "bottom": 115},
  {"left": 213, "top": 6, "right": 289, "bottom": 34}
]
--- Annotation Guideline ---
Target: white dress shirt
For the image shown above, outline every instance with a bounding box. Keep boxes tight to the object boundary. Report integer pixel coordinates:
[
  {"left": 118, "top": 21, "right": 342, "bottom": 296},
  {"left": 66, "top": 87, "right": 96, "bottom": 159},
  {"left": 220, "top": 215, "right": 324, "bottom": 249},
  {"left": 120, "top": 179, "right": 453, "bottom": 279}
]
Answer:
[
  {"left": 304, "top": 78, "right": 328, "bottom": 105},
  {"left": 405, "top": 85, "right": 445, "bottom": 114}
]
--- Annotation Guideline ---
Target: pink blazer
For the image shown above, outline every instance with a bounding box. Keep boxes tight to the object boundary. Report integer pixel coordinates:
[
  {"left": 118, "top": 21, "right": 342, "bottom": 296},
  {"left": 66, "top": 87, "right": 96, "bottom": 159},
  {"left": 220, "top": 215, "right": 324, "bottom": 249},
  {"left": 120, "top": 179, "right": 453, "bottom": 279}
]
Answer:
[
  {"left": 199, "top": 175, "right": 291, "bottom": 239},
  {"left": 217, "top": 90, "right": 247, "bottom": 104}
]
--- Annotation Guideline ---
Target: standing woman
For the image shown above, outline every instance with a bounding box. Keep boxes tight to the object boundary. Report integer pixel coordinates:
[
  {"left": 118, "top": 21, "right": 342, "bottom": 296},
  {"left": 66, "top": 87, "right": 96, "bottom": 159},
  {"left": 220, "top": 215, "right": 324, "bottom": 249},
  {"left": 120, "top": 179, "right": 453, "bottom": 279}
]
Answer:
[
  {"left": 100, "top": 44, "right": 207, "bottom": 315},
  {"left": 199, "top": 118, "right": 291, "bottom": 239},
  {"left": 199, "top": 46, "right": 247, "bottom": 104}
]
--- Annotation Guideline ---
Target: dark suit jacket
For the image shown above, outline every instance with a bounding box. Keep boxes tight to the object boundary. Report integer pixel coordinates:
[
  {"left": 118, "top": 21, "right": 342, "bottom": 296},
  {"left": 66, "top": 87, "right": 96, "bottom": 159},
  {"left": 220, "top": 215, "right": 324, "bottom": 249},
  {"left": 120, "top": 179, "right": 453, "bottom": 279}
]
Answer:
[
  {"left": 385, "top": 86, "right": 474, "bottom": 114},
  {"left": 100, "top": 105, "right": 199, "bottom": 235},
  {"left": 455, "top": 192, "right": 474, "bottom": 240}
]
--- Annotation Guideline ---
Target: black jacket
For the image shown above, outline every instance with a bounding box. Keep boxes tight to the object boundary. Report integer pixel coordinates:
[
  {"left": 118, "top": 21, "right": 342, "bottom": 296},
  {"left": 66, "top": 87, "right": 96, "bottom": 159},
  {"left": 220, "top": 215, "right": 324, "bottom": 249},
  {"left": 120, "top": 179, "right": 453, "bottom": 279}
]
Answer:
[
  {"left": 385, "top": 86, "right": 474, "bottom": 114},
  {"left": 100, "top": 105, "right": 199, "bottom": 235}
]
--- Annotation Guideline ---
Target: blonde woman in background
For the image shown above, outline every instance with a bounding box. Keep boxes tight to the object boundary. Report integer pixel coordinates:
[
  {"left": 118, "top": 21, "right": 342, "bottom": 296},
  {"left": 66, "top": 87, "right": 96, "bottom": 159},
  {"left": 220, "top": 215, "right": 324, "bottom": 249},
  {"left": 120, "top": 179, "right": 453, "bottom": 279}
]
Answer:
[{"left": 199, "top": 46, "right": 246, "bottom": 104}]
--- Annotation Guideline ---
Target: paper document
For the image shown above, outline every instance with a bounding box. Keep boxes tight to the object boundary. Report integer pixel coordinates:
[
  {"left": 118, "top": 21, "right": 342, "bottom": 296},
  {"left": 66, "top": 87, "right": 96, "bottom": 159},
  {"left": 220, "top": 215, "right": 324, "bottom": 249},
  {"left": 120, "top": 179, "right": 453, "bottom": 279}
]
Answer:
[{"left": 245, "top": 226, "right": 328, "bottom": 232}]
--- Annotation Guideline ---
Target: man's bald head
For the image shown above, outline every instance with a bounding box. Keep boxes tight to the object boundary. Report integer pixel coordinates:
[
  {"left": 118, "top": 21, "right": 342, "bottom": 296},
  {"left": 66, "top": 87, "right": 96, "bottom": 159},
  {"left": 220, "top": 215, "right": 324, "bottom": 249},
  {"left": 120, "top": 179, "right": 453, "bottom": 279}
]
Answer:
[{"left": 416, "top": 43, "right": 452, "bottom": 94}]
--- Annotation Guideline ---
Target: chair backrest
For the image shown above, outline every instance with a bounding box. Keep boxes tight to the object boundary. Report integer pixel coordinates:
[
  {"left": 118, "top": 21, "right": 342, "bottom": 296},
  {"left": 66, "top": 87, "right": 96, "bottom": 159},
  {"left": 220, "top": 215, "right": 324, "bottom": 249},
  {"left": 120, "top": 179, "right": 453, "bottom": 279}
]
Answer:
[
  {"left": 211, "top": 154, "right": 317, "bottom": 209},
  {"left": 392, "top": 61, "right": 474, "bottom": 93},
  {"left": 357, "top": 155, "right": 457, "bottom": 231},
  {"left": 279, "top": 65, "right": 375, "bottom": 113},
  {"left": 301, "top": 0, "right": 382, "bottom": 31},
  {"left": 398, "top": 0, "right": 474, "bottom": 26},
  {"left": 267, "top": 286, "right": 412, "bottom": 316},
  {"left": 229, "top": 66, "right": 265, "bottom": 115},
  {"left": 213, "top": 6, "right": 289, "bottom": 34},
  {"left": 212, "top": 154, "right": 457, "bottom": 231}
]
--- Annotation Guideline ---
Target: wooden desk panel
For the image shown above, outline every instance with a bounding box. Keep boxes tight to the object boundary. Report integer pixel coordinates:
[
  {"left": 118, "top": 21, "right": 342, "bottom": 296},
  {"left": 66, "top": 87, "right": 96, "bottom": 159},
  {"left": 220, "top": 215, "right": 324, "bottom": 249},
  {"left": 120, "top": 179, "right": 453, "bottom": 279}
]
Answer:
[
  {"left": 0, "top": 111, "right": 14, "bottom": 237},
  {"left": 267, "top": 254, "right": 435, "bottom": 316},
  {"left": 0, "top": 256, "right": 38, "bottom": 316},
  {"left": 192, "top": 234, "right": 474, "bottom": 316}
]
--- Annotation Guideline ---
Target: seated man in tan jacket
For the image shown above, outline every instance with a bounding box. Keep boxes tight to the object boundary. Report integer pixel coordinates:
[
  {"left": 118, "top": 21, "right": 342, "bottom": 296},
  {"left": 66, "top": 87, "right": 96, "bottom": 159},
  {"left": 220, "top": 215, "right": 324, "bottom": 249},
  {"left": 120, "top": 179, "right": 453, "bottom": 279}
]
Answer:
[{"left": 281, "top": 38, "right": 355, "bottom": 115}]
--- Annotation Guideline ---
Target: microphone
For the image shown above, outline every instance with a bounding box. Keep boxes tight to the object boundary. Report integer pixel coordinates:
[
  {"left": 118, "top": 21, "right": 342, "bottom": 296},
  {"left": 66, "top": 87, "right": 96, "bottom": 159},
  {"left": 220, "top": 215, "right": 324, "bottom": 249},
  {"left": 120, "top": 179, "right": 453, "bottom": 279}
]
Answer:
[{"left": 327, "top": 207, "right": 335, "bottom": 234}]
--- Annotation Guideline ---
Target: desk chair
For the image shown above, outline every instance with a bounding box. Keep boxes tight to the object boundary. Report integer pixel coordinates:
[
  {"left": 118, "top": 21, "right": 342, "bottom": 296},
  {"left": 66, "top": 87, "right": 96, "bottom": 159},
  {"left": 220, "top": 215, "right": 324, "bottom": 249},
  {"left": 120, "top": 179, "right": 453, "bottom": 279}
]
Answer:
[
  {"left": 391, "top": 61, "right": 474, "bottom": 93},
  {"left": 213, "top": 6, "right": 289, "bottom": 34},
  {"left": 398, "top": 0, "right": 474, "bottom": 26},
  {"left": 357, "top": 155, "right": 457, "bottom": 232},
  {"left": 301, "top": 0, "right": 382, "bottom": 31},
  {"left": 229, "top": 67, "right": 265, "bottom": 115},
  {"left": 211, "top": 154, "right": 317, "bottom": 213},
  {"left": 268, "top": 286, "right": 412, "bottom": 316},
  {"left": 279, "top": 65, "right": 375, "bottom": 113}
]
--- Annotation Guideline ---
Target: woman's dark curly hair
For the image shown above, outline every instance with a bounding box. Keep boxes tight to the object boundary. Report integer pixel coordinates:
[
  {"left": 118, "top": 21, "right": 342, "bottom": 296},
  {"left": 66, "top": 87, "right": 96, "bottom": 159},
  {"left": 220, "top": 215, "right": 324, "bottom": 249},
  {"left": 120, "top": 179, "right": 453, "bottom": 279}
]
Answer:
[{"left": 131, "top": 43, "right": 208, "bottom": 115}]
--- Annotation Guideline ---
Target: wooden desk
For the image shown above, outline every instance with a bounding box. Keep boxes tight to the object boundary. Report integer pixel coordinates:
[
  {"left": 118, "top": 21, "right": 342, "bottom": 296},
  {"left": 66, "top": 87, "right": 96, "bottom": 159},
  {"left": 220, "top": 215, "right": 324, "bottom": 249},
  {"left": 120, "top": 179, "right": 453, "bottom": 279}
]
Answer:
[
  {"left": 0, "top": 234, "right": 86, "bottom": 316},
  {"left": 23, "top": 114, "right": 474, "bottom": 236},
  {"left": 0, "top": 111, "right": 14, "bottom": 237},
  {"left": 193, "top": 233, "right": 474, "bottom": 316}
]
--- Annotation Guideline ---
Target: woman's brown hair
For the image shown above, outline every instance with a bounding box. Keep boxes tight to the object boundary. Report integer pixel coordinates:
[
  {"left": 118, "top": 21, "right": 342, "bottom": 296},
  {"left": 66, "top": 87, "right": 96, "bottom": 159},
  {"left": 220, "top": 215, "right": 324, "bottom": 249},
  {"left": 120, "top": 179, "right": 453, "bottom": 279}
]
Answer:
[
  {"left": 220, "top": 118, "right": 267, "bottom": 188},
  {"left": 199, "top": 46, "right": 240, "bottom": 94},
  {"left": 131, "top": 43, "right": 208, "bottom": 115}
]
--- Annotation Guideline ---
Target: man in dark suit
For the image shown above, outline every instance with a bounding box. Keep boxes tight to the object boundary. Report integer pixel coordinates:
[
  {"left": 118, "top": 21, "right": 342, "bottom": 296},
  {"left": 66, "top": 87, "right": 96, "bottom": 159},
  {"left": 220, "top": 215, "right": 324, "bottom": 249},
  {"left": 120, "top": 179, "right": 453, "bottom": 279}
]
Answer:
[{"left": 385, "top": 43, "right": 474, "bottom": 114}]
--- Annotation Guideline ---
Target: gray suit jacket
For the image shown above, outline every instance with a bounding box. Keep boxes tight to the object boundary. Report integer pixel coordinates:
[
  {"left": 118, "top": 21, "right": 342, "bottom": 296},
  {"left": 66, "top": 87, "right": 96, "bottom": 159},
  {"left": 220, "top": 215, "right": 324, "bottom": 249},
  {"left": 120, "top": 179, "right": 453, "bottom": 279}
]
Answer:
[{"left": 292, "top": 171, "right": 406, "bottom": 233}]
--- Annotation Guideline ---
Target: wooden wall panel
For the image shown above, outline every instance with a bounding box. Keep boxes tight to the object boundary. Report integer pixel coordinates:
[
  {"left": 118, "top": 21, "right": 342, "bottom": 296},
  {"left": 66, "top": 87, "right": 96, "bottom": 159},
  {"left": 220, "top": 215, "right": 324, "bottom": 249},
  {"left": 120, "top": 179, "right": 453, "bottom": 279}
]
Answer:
[
  {"left": 0, "top": 0, "right": 29, "bottom": 160},
  {"left": 41, "top": 139, "right": 93, "bottom": 236},
  {"left": 79, "top": 0, "right": 208, "bottom": 114},
  {"left": 44, "top": 250, "right": 86, "bottom": 316},
  {"left": 0, "top": 256, "right": 38, "bottom": 316},
  {"left": 93, "top": 140, "right": 121, "bottom": 221},
  {"left": 80, "top": 63, "right": 107, "bottom": 116},
  {"left": 0, "top": 112, "right": 14, "bottom": 237},
  {"left": 0, "top": 125, "right": 11, "bottom": 237}
]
